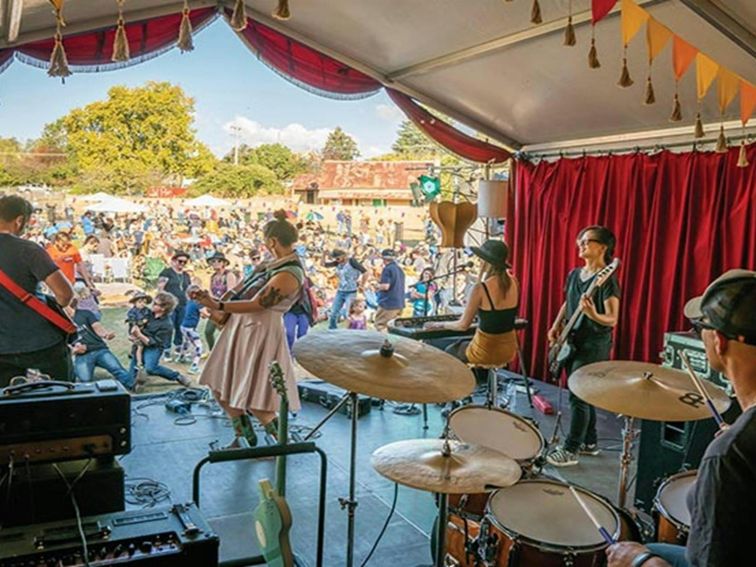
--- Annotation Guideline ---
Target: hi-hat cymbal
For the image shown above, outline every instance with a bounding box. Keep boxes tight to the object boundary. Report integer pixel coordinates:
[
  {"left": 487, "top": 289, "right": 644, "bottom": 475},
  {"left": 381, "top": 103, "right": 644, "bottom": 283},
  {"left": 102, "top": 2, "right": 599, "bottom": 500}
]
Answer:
[
  {"left": 292, "top": 330, "right": 475, "bottom": 404},
  {"left": 569, "top": 361, "right": 731, "bottom": 421},
  {"left": 372, "top": 439, "right": 521, "bottom": 494}
]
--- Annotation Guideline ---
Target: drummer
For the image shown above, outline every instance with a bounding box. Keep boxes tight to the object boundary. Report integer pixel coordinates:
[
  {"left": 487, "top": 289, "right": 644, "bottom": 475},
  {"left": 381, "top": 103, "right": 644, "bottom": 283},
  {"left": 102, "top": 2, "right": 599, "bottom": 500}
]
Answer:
[
  {"left": 607, "top": 270, "right": 756, "bottom": 567},
  {"left": 426, "top": 239, "right": 520, "bottom": 378}
]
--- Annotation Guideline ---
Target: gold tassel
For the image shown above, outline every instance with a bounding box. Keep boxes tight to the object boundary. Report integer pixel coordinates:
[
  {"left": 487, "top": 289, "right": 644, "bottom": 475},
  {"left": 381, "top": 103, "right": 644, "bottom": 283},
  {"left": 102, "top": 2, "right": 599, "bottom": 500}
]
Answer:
[
  {"left": 564, "top": 16, "right": 576, "bottom": 47},
  {"left": 669, "top": 93, "right": 682, "bottom": 122},
  {"left": 714, "top": 125, "right": 727, "bottom": 153},
  {"left": 273, "top": 0, "right": 291, "bottom": 20},
  {"left": 694, "top": 112, "right": 705, "bottom": 138},
  {"left": 48, "top": 33, "right": 71, "bottom": 80},
  {"left": 588, "top": 30, "right": 600, "bottom": 69},
  {"left": 617, "top": 56, "right": 633, "bottom": 88},
  {"left": 737, "top": 140, "right": 749, "bottom": 168},
  {"left": 644, "top": 75, "right": 655, "bottom": 105},
  {"left": 230, "top": 0, "right": 247, "bottom": 32},
  {"left": 112, "top": 18, "right": 130, "bottom": 62},
  {"left": 178, "top": 4, "right": 194, "bottom": 53},
  {"left": 530, "top": 0, "right": 542, "bottom": 25}
]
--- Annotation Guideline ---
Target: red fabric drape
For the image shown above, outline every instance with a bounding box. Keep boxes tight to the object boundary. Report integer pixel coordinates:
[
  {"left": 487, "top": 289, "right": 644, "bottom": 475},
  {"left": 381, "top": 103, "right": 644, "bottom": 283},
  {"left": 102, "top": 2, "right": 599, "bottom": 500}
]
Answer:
[
  {"left": 5, "top": 8, "right": 217, "bottom": 72},
  {"left": 233, "top": 14, "right": 381, "bottom": 98},
  {"left": 0, "top": 49, "right": 12, "bottom": 74},
  {"left": 386, "top": 88, "right": 511, "bottom": 164},
  {"left": 509, "top": 145, "right": 756, "bottom": 380}
]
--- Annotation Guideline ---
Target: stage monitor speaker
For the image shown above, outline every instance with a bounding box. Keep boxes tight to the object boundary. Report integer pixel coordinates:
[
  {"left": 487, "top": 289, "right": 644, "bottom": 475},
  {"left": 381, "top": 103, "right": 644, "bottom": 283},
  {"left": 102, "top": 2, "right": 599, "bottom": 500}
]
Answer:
[{"left": 477, "top": 180, "right": 508, "bottom": 218}]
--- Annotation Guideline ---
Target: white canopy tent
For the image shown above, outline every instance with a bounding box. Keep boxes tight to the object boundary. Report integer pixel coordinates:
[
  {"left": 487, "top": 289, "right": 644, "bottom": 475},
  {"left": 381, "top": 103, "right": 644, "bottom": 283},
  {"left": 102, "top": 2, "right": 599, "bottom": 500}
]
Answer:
[
  {"left": 1, "top": 1, "right": 753, "bottom": 153},
  {"left": 184, "top": 194, "right": 232, "bottom": 208},
  {"left": 78, "top": 191, "right": 113, "bottom": 202},
  {"left": 85, "top": 196, "right": 147, "bottom": 214}
]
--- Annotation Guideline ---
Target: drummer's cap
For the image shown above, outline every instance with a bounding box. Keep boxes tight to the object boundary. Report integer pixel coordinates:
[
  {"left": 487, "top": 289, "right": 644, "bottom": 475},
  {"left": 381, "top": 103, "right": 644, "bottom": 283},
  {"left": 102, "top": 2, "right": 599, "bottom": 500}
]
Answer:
[{"left": 684, "top": 269, "right": 756, "bottom": 345}]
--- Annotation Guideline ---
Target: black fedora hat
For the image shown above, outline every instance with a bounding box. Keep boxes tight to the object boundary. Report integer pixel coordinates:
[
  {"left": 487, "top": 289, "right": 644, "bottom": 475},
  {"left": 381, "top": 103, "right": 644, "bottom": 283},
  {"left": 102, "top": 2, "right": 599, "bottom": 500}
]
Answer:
[
  {"left": 128, "top": 291, "right": 153, "bottom": 304},
  {"left": 470, "top": 239, "right": 510, "bottom": 269},
  {"left": 207, "top": 251, "right": 229, "bottom": 265}
]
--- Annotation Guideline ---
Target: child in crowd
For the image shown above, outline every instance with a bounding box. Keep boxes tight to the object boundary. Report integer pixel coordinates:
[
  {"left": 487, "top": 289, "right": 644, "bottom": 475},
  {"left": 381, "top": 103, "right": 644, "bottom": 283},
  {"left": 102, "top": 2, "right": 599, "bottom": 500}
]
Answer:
[
  {"left": 347, "top": 298, "right": 368, "bottom": 330},
  {"left": 180, "top": 285, "right": 204, "bottom": 374},
  {"left": 126, "top": 292, "right": 152, "bottom": 368}
]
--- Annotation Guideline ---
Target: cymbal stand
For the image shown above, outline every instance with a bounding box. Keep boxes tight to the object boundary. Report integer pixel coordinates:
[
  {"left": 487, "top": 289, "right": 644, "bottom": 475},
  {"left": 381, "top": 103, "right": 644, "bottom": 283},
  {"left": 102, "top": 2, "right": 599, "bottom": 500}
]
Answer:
[
  {"left": 548, "top": 370, "right": 565, "bottom": 447},
  {"left": 617, "top": 415, "right": 637, "bottom": 509},
  {"left": 419, "top": 417, "right": 452, "bottom": 567}
]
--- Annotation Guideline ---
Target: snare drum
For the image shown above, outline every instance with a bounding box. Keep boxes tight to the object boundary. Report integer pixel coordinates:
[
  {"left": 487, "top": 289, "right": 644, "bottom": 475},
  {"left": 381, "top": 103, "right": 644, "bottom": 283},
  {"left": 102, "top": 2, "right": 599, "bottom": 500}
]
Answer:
[
  {"left": 654, "top": 470, "right": 697, "bottom": 545},
  {"left": 484, "top": 479, "right": 620, "bottom": 567},
  {"left": 447, "top": 405, "right": 544, "bottom": 518}
]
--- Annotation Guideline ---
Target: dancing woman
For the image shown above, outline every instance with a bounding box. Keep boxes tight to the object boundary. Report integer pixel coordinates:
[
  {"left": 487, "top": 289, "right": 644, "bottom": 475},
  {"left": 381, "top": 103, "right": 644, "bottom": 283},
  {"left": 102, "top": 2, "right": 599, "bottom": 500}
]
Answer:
[{"left": 193, "top": 211, "right": 304, "bottom": 447}]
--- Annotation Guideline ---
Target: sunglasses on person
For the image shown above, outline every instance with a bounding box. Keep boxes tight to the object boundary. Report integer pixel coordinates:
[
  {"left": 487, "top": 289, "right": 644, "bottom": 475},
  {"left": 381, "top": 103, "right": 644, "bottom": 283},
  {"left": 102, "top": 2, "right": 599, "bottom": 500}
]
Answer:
[
  {"left": 690, "top": 318, "right": 739, "bottom": 341},
  {"left": 175, "top": 259, "right": 188, "bottom": 265},
  {"left": 250, "top": 256, "right": 261, "bottom": 261},
  {"left": 576, "top": 238, "right": 602, "bottom": 247}
]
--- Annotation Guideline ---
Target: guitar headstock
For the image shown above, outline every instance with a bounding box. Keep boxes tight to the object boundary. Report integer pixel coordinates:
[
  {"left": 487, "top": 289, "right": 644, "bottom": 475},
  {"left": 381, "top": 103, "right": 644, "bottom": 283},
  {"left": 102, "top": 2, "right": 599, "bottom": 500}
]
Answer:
[
  {"left": 593, "top": 258, "right": 620, "bottom": 287},
  {"left": 268, "top": 361, "right": 288, "bottom": 403}
]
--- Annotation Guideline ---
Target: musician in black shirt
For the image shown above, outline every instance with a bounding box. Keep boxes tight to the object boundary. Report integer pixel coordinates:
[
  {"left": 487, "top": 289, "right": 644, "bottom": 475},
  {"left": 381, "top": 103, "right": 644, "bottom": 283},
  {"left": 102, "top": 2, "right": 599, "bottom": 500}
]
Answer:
[{"left": 546, "top": 226, "right": 620, "bottom": 467}]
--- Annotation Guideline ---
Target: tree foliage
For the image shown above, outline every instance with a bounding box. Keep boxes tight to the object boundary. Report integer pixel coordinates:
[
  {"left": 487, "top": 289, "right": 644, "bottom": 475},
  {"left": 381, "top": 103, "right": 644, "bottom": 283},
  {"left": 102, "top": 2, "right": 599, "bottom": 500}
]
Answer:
[
  {"left": 322, "top": 127, "right": 360, "bottom": 161},
  {"left": 226, "top": 143, "right": 310, "bottom": 180},
  {"left": 191, "top": 162, "right": 283, "bottom": 198},
  {"left": 44, "top": 81, "right": 216, "bottom": 194},
  {"left": 391, "top": 120, "right": 440, "bottom": 158}
]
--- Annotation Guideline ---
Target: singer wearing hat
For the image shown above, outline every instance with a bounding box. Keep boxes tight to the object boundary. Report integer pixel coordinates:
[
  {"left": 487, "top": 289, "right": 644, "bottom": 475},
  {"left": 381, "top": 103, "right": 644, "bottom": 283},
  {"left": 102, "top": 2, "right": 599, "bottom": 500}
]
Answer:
[{"left": 426, "top": 239, "right": 520, "bottom": 369}]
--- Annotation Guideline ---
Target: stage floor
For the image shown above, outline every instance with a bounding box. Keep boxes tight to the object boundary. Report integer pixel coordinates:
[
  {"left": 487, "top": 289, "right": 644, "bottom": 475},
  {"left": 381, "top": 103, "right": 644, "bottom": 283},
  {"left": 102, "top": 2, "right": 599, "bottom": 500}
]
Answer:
[{"left": 121, "top": 374, "right": 633, "bottom": 566}]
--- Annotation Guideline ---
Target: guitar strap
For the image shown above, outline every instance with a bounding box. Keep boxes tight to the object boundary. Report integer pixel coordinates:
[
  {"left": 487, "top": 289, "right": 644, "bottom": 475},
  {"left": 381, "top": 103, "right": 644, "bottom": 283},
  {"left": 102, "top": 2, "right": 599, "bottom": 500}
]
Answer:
[{"left": 0, "top": 267, "right": 76, "bottom": 335}]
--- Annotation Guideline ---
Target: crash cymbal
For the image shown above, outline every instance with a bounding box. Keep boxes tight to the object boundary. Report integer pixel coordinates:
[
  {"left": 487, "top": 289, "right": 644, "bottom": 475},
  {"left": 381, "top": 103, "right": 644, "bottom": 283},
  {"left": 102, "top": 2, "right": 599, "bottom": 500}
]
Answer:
[
  {"left": 292, "top": 330, "right": 475, "bottom": 404},
  {"left": 371, "top": 439, "right": 521, "bottom": 494},
  {"left": 569, "top": 361, "right": 731, "bottom": 422}
]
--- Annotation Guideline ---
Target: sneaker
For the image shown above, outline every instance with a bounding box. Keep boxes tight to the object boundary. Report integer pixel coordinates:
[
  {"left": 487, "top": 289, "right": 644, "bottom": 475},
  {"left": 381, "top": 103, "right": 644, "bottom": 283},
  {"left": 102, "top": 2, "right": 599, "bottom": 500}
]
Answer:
[
  {"left": 188, "top": 363, "right": 200, "bottom": 374},
  {"left": 546, "top": 446, "right": 579, "bottom": 467},
  {"left": 177, "top": 374, "right": 193, "bottom": 387},
  {"left": 162, "top": 353, "right": 173, "bottom": 363},
  {"left": 579, "top": 443, "right": 601, "bottom": 456}
]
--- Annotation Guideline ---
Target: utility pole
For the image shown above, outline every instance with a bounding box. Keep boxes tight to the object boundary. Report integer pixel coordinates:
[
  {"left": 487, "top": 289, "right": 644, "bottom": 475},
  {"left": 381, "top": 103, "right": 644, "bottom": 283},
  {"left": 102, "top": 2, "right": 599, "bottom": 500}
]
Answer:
[{"left": 230, "top": 124, "right": 242, "bottom": 165}]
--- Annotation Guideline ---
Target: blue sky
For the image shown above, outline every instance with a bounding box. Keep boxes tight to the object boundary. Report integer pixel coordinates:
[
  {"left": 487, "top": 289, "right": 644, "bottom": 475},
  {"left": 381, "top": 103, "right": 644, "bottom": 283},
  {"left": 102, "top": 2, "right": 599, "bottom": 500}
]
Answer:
[{"left": 0, "top": 18, "right": 405, "bottom": 158}]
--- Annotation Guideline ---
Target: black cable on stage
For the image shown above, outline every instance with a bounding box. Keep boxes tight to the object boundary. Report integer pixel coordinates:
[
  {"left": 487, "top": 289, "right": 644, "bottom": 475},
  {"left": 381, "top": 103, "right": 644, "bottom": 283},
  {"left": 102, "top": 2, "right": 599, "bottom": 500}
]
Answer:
[
  {"left": 359, "top": 482, "right": 399, "bottom": 567},
  {"left": 53, "top": 461, "right": 93, "bottom": 567},
  {"left": 125, "top": 477, "right": 171, "bottom": 508}
]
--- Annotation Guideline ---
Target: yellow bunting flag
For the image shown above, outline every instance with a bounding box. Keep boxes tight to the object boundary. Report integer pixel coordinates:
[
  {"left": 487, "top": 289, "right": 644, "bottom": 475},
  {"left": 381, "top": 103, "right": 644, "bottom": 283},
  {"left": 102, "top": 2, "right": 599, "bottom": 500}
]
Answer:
[
  {"left": 716, "top": 68, "right": 740, "bottom": 114},
  {"left": 646, "top": 18, "right": 672, "bottom": 62},
  {"left": 672, "top": 35, "right": 697, "bottom": 79},
  {"left": 741, "top": 81, "right": 756, "bottom": 126},
  {"left": 621, "top": 0, "right": 649, "bottom": 46},
  {"left": 696, "top": 53, "right": 718, "bottom": 100}
]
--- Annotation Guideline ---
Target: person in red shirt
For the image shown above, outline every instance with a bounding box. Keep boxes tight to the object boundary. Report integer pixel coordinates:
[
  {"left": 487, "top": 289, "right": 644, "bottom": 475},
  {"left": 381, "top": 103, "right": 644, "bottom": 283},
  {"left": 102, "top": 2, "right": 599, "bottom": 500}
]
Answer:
[{"left": 46, "top": 231, "right": 96, "bottom": 290}]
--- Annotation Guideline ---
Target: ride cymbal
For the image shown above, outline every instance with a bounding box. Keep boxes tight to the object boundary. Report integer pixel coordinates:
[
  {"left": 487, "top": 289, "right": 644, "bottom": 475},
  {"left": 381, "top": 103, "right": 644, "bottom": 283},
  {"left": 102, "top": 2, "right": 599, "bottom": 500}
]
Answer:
[
  {"left": 292, "top": 330, "right": 475, "bottom": 403},
  {"left": 569, "top": 361, "right": 731, "bottom": 421},
  {"left": 371, "top": 439, "right": 521, "bottom": 494}
]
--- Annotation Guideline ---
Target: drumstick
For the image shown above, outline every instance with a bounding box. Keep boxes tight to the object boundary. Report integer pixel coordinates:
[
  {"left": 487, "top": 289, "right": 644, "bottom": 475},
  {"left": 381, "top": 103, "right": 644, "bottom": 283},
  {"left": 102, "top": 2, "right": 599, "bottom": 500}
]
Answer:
[
  {"left": 679, "top": 352, "right": 726, "bottom": 428},
  {"left": 568, "top": 486, "right": 615, "bottom": 545}
]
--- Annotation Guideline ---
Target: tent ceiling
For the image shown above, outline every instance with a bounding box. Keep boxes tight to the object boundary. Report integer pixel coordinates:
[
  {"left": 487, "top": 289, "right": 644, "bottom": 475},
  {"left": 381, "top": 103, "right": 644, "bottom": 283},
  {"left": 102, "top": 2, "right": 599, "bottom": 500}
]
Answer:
[{"left": 2, "top": 0, "right": 755, "bottom": 149}]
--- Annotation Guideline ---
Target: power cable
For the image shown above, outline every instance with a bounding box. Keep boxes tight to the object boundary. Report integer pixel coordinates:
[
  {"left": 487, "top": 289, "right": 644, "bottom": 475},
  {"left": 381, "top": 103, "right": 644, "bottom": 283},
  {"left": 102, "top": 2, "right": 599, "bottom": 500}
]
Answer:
[{"left": 359, "top": 482, "right": 399, "bottom": 567}]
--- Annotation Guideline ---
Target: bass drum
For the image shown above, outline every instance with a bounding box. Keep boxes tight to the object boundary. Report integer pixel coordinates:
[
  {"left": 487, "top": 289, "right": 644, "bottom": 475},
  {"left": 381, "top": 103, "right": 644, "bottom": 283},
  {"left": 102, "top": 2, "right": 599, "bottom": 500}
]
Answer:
[
  {"left": 447, "top": 405, "right": 544, "bottom": 519},
  {"left": 654, "top": 470, "right": 697, "bottom": 545}
]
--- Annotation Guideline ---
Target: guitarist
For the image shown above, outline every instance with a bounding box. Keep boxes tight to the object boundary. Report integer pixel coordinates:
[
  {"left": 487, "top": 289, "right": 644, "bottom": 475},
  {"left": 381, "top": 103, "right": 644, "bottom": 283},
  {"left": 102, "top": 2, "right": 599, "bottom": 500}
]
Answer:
[
  {"left": 0, "top": 195, "right": 75, "bottom": 387},
  {"left": 546, "top": 226, "right": 620, "bottom": 467}
]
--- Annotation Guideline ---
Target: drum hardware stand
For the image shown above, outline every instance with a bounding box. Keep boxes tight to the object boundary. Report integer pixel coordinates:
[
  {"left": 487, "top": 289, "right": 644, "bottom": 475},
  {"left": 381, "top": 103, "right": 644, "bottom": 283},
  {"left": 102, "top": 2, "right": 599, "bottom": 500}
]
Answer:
[
  {"left": 617, "top": 415, "right": 637, "bottom": 509},
  {"left": 548, "top": 372, "right": 566, "bottom": 447},
  {"left": 420, "top": 418, "right": 453, "bottom": 567}
]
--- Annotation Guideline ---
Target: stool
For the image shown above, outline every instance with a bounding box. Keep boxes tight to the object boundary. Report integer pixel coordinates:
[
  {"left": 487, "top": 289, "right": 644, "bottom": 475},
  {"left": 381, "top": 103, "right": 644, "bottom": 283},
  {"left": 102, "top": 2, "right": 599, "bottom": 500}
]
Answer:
[{"left": 468, "top": 363, "right": 508, "bottom": 409}]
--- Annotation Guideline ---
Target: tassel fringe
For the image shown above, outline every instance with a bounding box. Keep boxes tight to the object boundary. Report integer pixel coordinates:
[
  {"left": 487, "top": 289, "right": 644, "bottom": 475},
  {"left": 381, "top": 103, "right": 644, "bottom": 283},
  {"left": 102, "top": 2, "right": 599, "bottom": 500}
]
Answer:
[
  {"left": 644, "top": 76, "right": 655, "bottom": 105},
  {"left": 737, "top": 141, "right": 749, "bottom": 168},
  {"left": 564, "top": 16, "right": 576, "bottom": 46},
  {"left": 714, "top": 125, "right": 728, "bottom": 153},
  {"left": 112, "top": 18, "right": 130, "bottom": 62},
  {"left": 669, "top": 93, "right": 682, "bottom": 122},
  {"left": 617, "top": 57, "right": 633, "bottom": 87},
  {"left": 588, "top": 35, "right": 600, "bottom": 69},
  {"left": 230, "top": 0, "right": 247, "bottom": 31},
  {"left": 178, "top": 8, "right": 194, "bottom": 53},
  {"left": 48, "top": 35, "right": 71, "bottom": 80},
  {"left": 531, "top": 0, "right": 542, "bottom": 24},
  {"left": 273, "top": 0, "right": 291, "bottom": 20},
  {"left": 694, "top": 112, "right": 705, "bottom": 138}
]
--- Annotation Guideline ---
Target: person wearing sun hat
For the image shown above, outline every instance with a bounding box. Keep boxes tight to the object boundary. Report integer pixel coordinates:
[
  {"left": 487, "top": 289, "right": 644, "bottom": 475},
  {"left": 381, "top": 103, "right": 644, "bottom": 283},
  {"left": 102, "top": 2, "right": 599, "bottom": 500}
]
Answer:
[
  {"left": 205, "top": 251, "right": 238, "bottom": 350},
  {"left": 426, "top": 238, "right": 520, "bottom": 379},
  {"left": 607, "top": 269, "right": 756, "bottom": 567}
]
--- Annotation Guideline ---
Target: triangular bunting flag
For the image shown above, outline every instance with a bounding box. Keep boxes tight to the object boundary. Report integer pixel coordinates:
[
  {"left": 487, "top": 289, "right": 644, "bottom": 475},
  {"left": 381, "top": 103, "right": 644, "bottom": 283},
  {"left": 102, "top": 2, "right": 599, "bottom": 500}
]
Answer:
[
  {"left": 646, "top": 18, "right": 672, "bottom": 62},
  {"left": 716, "top": 67, "right": 740, "bottom": 114},
  {"left": 741, "top": 81, "right": 756, "bottom": 127},
  {"left": 592, "top": 0, "right": 618, "bottom": 24},
  {"left": 672, "top": 35, "right": 697, "bottom": 80},
  {"left": 696, "top": 53, "right": 718, "bottom": 100},
  {"left": 620, "top": 0, "right": 649, "bottom": 46}
]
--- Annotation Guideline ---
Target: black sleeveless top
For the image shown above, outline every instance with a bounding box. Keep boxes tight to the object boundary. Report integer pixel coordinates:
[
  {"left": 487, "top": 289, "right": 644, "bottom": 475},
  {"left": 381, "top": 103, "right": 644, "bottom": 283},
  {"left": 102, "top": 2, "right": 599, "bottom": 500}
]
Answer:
[{"left": 477, "top": 281, "right": 517, "bottom": 334}]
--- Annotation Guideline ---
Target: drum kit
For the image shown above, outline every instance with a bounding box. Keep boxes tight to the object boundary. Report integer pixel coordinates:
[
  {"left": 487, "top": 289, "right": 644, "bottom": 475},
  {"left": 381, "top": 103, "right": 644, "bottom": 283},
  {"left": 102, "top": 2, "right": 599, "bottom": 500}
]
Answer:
[{"left": 293, "top": 331, "right": 729, "bottom": 567}]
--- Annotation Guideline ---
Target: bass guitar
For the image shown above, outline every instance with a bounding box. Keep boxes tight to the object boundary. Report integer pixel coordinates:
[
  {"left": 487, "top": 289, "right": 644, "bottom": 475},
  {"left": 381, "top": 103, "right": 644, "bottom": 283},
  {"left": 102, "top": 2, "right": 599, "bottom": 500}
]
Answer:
[{"left": 547, "top": 259, "right": 620, "bottom": 376}]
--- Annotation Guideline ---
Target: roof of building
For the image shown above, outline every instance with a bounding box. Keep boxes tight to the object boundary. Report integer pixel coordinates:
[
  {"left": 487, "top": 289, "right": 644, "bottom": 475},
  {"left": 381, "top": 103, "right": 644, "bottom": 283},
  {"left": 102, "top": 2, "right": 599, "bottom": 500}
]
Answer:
[{"left": 291, "top": 160, "right": 432, "bottom": 192}]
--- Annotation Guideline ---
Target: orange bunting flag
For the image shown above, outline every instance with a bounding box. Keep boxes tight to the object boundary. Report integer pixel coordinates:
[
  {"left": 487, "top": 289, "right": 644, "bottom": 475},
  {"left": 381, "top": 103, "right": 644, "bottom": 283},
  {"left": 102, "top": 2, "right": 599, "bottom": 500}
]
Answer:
[
  {"left": 741, "top": 81, "right": 756, "bottom": 127},
  {"left": 672, "top": 36, "right": 697, "bottom": 80},
  {"left": 48, "top": 0, "right": 64, "bottom": 11},
  {"left": 646, "top": 18, "right": 672, "bottom": 62},
  {"left": 696, "top": 53, "right": 718, "bottom": 101},
  {"left": 620, "top": 0, "right": 649, "bottom": 46},
  {"left": 717, "top": 68, "right": 740, "bottom": 115}
]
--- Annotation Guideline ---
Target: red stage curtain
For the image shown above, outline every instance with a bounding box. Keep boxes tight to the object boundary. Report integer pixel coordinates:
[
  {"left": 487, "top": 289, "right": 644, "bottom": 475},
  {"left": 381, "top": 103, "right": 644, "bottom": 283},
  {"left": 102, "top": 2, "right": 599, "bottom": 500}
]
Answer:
[
  {"left": 386, "top": 89, "right": 511, "bottom": 164},
  {"left": 6, "top": 8, "right": 217, "bottom": 73},
  {"left": 509, "top": 145, "right": 756, "bottom": 380},
  {"left": 232, "top": 13, "right": 381, "bottom": 99},
  {"left": 0, "top": 49, "right": 12, "bottom": 74}
]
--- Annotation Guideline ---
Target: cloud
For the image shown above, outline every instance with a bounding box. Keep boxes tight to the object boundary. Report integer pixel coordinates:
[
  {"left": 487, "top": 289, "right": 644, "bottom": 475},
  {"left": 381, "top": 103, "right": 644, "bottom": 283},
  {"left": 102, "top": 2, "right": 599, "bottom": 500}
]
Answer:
[
  {"left": 375, "top": 103, "right": 403, "bottom": 123},
  {"left": 223, "top": 117, "right": 337, "bottom": 152},
  {"left": 364, "top": 145, "right": 390, "bottom": 158}
]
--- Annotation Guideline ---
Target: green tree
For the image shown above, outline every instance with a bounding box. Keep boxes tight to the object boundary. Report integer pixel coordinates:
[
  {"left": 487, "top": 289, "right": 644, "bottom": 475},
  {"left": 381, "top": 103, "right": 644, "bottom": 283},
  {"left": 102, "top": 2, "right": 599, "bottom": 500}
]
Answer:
[
  {"left": 191, "top": 162, "right": 282, "bottom": 198},
  {"left": 322, "top": 127, "right": 360, "bottom": 160},
  {"left": 43, "top": 81, "right": 216, "bottom": 194},
  {"left": 226, "top": 143, "right": 309, "bottom": 180},
  {"left": 391, "top": 120, "right": 440, "bottom": 159}
]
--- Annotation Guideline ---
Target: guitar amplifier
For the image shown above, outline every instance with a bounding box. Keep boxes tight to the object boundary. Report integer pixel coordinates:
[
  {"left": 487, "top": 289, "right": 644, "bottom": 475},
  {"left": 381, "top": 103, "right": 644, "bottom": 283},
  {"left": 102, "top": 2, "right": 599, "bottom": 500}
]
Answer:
[
  {"left": 297, "top": 379, "right": 372, "bottom": 418},
  {"left": 634, "top": 332, "right": 742, "bottom": 514},
  {"left": 0, "top": 503, "right": 219, "bottom": 567},
  {"left": 0, "top": 379, "right": 131, "bottom": 465}
]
